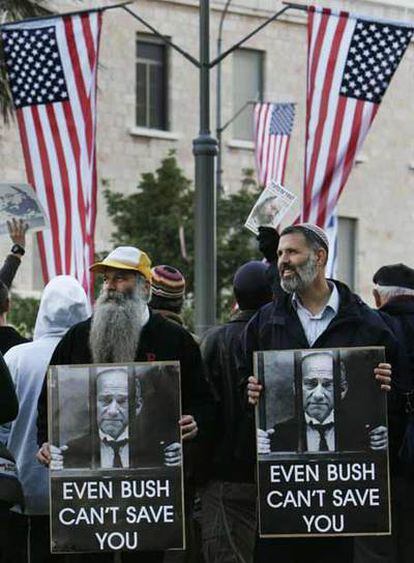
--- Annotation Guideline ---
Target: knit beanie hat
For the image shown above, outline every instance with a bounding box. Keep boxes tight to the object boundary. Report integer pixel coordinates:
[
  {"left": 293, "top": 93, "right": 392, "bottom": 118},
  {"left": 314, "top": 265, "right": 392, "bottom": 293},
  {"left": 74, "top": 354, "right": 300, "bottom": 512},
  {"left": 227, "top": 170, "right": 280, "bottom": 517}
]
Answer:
[
  {"left": 233, "top": 261, "right": 273, "bottom": 311},
  {"left": 150, "top": 265, "right": 186, "bottom": 313}
]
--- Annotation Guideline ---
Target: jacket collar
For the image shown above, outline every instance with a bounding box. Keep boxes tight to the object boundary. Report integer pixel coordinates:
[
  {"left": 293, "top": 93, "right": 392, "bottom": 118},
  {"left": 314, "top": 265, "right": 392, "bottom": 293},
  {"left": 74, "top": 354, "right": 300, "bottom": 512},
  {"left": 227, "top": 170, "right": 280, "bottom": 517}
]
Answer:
[
  {"left": 229, "top": 309, "right": 257, "bottom": 323},
  {"left": 269, "top": 279, "right": 364, "bottom": 327},
  {"left": 380, "top": 296, "right": 414, "bottom": 316}
]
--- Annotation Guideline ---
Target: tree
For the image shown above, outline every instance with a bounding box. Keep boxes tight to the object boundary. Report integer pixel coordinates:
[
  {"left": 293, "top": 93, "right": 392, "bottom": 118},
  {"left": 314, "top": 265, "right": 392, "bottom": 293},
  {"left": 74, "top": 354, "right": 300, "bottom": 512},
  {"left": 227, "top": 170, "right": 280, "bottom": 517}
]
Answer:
[
  {"left": 0, "top": 1, "right": 51, "bottom": 122},
  {"left": 104, "top": 153, "right": 262, "bottom": 322},
  {"left": 104, "top": 151, "right": 195, "bottom": 288}
]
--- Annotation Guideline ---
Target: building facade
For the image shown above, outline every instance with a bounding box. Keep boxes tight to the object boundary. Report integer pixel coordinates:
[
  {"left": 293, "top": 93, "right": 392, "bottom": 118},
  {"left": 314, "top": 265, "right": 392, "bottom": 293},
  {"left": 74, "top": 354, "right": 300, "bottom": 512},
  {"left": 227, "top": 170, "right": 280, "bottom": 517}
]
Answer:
[{"left": 0, "top": 0, "right": 413, "bottom": 304}]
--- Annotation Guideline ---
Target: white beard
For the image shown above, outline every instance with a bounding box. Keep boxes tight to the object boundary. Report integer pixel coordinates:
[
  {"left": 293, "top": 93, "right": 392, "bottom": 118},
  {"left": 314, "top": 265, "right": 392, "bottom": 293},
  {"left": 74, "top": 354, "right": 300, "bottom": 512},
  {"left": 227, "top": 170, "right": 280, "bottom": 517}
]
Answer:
[{"left": 90, "top": 287, "right": 148, "bottom": 363}]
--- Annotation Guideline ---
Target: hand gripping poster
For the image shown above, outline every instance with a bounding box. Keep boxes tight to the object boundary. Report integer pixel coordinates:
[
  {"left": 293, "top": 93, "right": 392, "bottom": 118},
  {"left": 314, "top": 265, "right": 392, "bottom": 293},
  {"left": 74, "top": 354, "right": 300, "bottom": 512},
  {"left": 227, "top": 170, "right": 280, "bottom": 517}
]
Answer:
[
  {"left": 48, "top": 362, "right": 184, "bottom": 554},
  {"left": 255, "top": 347, "right": 390, "bottom": 538}
]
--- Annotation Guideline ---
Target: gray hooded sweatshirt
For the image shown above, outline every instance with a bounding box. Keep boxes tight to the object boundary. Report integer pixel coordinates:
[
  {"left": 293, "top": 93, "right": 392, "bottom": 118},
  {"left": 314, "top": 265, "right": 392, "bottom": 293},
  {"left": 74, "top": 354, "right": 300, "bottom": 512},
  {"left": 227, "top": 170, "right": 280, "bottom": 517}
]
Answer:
[{"left": 0, "top": 275, "right": 89, "bottom": 514}]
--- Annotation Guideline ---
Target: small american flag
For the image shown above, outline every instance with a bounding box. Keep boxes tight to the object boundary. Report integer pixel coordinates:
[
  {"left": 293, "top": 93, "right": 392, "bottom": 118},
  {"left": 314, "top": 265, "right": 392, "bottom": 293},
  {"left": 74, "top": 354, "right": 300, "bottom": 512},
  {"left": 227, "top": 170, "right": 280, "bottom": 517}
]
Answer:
[
  {"left": 303, "top": 6, "right": 413, "bottom": 228},
  {"left": 254, "top": 102, "right": 295, "bottom": 188},
  {"left": 1, "top": 10, "right": 102, "bottom": 297}
]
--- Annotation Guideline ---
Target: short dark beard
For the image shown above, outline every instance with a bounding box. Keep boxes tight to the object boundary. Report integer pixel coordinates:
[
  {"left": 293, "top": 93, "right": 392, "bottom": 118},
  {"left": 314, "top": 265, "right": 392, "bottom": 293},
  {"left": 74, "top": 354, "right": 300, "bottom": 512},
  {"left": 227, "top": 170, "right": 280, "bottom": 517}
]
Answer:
[
  {"left": 280, "top": 253, "right": 318, "bottom": 294},
  {"left": 90, "top": 287, "right": 147, "bottom": 363}
]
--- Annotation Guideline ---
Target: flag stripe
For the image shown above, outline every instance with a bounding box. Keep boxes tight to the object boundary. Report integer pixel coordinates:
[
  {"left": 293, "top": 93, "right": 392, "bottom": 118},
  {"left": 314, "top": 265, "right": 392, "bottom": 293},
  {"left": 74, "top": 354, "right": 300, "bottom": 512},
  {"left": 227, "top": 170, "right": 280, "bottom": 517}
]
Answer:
[
  {"left": 305, "top": 14, "right": 348, "bottom": 221},
  {"left": 39, "top": 105, "right": 71, "bottom": 273},
  {"left": 31, "top": 105, "right": 63, "bottom": 273},
  {"left": 16, "top": 111, "right": 49, "bottom": 283}
]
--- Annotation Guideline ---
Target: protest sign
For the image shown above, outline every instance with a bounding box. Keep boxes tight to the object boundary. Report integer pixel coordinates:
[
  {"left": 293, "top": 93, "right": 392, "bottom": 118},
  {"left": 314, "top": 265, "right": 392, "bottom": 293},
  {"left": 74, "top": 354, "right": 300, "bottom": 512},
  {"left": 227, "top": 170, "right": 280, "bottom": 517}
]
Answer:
[
  {"left": 0, "top": 183, "right": 48, "bottom": 234},
  {"left": 255, "top": 347, "right": 390, "bottom": 537},
  {"left": 48, "top": 362, "right": 184, "bottom": 553},
  {"left": 244, "top": 181, "right": 296, "bottom": 235}
]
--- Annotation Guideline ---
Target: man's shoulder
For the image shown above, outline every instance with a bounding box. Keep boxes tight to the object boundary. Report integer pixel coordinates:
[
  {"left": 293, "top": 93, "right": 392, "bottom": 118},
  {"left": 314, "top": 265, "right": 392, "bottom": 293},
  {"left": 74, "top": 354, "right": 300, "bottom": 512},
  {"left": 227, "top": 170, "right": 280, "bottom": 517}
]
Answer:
[
  {"left": 147, "top": 312, "right": 194, "bottom": 342},
  {"left": 51, "top": 317, "right": 92, "bottom": 365},
  {"left": 64, "top": 317, "right": 92, "bottom": 336}
]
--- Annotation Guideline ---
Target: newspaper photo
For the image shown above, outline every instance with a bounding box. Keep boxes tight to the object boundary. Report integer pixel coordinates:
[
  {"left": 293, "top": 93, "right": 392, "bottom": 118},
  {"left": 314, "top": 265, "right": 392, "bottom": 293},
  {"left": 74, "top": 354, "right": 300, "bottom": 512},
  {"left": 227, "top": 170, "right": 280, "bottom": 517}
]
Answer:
[
  {"left": 244, "top": 181, "right": 296, "bottom": 235},
  {"left": 0, "top": 183, "right": 48, "bottom": 234}
]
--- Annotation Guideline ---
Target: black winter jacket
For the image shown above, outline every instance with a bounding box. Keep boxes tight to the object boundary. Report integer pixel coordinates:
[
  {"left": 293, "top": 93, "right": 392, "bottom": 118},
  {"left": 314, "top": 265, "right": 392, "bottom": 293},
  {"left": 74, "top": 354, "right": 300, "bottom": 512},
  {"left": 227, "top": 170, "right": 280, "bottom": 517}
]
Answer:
[
  {"left": 201, "top": 310, "right": 257, "bottom": 482},
  {"left": 0, "top": 353, "right": 18, "bottom": 425}
]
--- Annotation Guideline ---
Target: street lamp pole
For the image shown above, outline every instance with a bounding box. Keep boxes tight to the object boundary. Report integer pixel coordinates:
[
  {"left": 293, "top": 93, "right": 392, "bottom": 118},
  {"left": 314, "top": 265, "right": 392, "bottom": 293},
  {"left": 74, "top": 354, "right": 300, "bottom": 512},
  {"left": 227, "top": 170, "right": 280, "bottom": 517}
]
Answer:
[
  {"left": 193, "top": 0, "right": 218, "bottom": 336},
  {"left": 122, "top": 2, "right": 291, "bottom": 336}
]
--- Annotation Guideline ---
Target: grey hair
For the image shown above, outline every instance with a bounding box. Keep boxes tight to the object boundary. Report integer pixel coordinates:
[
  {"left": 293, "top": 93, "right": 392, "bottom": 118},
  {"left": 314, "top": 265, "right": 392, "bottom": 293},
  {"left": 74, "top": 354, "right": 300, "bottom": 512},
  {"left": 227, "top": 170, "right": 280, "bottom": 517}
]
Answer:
[{"left": 374, "top": 284, "right": 414, "bottom": 300}]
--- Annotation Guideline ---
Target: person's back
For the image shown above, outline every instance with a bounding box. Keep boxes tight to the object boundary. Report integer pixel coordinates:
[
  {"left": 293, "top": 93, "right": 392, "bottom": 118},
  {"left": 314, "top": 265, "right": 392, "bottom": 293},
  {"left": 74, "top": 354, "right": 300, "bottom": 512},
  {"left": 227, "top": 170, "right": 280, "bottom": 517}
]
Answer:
[
  {"left": 2, "top": 276, "right": 90, "bottom": 514},
  {"left": 0, "top": 276, "right": 89, "bottom": 563},
  {"left": 200, "top": 260, "right": 273, "bottom": 563},
  {"left": 371, "top": 263, "right": 414, "bottom": 563}
]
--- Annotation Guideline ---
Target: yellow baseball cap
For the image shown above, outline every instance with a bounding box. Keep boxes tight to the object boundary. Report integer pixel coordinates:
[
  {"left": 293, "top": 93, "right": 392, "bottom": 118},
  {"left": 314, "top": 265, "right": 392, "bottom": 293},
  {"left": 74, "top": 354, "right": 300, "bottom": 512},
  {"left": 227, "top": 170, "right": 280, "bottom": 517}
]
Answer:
[{"left": 90, "top": 246, "right": 152, "bottom": 281}]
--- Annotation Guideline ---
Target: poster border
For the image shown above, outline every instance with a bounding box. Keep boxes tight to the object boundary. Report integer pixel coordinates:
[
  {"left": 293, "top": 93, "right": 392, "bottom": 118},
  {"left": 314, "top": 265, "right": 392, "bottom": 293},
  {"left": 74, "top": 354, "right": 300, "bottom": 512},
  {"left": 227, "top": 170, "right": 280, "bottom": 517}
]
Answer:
[
  {"left": 48, "top": 360, "right": 186, "bottom": 554},
  {"left": 254, "top": 346, "right": 391, "bottom": 538}
]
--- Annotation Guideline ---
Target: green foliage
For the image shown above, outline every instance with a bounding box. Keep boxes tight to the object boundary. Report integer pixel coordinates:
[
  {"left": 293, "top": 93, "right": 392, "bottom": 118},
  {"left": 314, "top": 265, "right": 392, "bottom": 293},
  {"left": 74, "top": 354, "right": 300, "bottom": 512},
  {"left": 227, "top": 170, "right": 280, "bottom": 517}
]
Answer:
[
  {"left": 104, "top": 150, "right": 195, "bottom": 288},
  {"left": 8, "top": 293, "right": 40, "bottom": 338},
  {"left": 217, "top": 168, "right": 261, "bottom": 317},
  {"left": 104, "top": 153, "right": 261, "bottom": 320}
]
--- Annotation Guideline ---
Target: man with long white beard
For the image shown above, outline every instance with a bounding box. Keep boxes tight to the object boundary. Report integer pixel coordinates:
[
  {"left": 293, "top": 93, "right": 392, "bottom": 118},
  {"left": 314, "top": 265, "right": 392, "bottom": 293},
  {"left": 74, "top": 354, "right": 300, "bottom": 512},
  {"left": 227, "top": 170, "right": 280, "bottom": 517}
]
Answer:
[
  {"left": 239, "top": 224, "right": 399, "bottom": 563},
  {"left": 36, "top": 246, "right": 214, "bottom": 562}
]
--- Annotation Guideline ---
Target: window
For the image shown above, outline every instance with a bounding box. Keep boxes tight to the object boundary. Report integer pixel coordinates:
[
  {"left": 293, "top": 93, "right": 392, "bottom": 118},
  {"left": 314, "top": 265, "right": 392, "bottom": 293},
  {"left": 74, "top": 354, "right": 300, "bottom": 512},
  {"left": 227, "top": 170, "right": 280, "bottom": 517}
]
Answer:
[
  {"left": 232, "top": 49, "right": 264, "bottom": 140},
  {"left": 136, "top": 37, "right": 168, "bottom": 130},
  {"left": 337, "top": 217, "right": 357, "bottom": 290}
]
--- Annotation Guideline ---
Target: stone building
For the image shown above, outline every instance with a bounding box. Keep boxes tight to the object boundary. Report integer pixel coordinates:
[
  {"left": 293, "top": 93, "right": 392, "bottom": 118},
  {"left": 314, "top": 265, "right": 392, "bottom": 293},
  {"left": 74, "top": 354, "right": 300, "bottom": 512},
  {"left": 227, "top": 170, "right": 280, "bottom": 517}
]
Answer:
[{"left": 0, "top": 0, "right": 413, "bottom": 305}]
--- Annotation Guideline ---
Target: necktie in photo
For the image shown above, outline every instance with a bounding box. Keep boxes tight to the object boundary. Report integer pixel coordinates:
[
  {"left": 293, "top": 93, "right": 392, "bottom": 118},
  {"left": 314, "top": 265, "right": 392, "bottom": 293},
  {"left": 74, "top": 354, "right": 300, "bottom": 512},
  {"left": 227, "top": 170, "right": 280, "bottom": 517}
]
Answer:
[
  {"left": 103, "top": 438, "right": 128, "bottom": 468},
  {"left": 310, "top": 422, "right": 334, "bottom": 452}
]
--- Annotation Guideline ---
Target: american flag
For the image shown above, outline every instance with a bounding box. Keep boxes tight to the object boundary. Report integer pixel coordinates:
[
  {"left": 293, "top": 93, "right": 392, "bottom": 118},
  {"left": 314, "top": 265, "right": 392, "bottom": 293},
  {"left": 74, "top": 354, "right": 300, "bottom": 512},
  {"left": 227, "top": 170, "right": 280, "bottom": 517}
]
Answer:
[
  {"left": 1, "top": 10, "right": 102, "bottom": 297},
  {"left": 303, "top": 6, "right": 413, "bottom": 228},
  {"left": 254, "top": 102, "right": 295, "bottom": 188}
]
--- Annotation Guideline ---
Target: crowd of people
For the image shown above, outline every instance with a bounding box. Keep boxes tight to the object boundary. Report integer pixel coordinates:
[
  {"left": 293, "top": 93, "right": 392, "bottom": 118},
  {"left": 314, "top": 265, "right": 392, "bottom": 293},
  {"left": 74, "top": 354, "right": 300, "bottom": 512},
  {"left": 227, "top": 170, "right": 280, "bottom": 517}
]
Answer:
[{"left": 0, "top": 219, "right": 412, "bottom": 563}]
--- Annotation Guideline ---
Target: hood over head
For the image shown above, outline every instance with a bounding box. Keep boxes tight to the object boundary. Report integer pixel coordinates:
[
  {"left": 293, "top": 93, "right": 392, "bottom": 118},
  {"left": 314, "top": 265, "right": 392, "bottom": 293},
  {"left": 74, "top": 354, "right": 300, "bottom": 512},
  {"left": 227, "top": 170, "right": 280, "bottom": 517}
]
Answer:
[{"left": 33, "top": 275, "right": 90, "bottom": 340}]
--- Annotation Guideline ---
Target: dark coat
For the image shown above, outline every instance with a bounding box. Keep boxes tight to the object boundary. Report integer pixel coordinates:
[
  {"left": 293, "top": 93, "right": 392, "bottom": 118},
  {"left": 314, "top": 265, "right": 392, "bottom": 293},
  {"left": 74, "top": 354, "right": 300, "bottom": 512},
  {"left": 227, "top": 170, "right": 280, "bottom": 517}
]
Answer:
[
  {"left": 0, "top": 352, "right": 18, "bottom": 425},
  {"left": 200, "top": 310, "right": 257, "bottom": 482},
  {"left": 238, "top": 280, "right": 402, "bottom": 467},
  {"left": 0, "top": 326, "right": 28, "bottom": 355},
  {"left": 378, "top": 296, "right": 414, "bottom": 392},
  {"left": 37, "top": 311, "right": 215, "bottom": 449},
  {"left": 378, "top": 296, "right": 414, "bottom": 475}
]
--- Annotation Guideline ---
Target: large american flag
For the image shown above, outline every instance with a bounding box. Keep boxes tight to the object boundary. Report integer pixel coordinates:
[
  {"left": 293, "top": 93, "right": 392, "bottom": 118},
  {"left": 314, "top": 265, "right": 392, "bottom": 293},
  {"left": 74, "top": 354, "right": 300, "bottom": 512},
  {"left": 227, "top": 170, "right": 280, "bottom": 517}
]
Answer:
[
  {"left": 254, "top": 102, "right": 295, "bottom": 188},
  {"left": 1, "top": 10, "right": 102, "bottom": 297},
  {"left": 303, "top": 6, "right": 413, "bottom": 228}
]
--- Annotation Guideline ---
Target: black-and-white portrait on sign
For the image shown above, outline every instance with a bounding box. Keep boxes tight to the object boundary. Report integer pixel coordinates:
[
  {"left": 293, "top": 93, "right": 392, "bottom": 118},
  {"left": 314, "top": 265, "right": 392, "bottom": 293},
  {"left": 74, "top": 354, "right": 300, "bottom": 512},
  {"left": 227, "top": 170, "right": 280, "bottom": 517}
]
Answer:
[
  {"left": 49, "top": 362, "right": 181, "bottom": 470},
  {"left": 257, "top": 347, "right": 388, "bottom": 456}
]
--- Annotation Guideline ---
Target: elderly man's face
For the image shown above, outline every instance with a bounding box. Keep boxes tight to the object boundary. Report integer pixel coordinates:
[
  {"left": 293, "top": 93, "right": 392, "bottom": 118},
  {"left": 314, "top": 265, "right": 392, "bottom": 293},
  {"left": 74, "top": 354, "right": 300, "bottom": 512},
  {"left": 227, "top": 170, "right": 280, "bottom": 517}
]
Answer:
[
  {"left": 102, "top": 269, "right": 138, "bottom": 296},
  {"left": 302, "top": 354, "right": 334, "bottom": 423},
  {"left": 97, "top": 371, "right": 129, "bottom": 439}
]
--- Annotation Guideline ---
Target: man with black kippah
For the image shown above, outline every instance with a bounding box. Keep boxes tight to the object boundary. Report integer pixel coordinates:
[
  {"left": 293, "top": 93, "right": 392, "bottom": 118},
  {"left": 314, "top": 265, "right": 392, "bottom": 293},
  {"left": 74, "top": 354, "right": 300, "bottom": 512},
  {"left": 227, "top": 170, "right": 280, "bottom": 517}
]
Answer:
[
  {"left": 372, "top": 263, "right": 414, "bottom": 563},
  {"left": 243, "top": 223, "right": 397, "bottom": 563}
]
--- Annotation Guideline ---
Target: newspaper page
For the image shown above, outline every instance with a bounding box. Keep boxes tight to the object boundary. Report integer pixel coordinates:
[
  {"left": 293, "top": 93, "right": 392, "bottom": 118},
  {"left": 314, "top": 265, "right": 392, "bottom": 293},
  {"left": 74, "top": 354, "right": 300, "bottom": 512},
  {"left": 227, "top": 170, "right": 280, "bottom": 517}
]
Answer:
[{"left": 245, "top": 181, "right": 296, "bottom": 235}]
